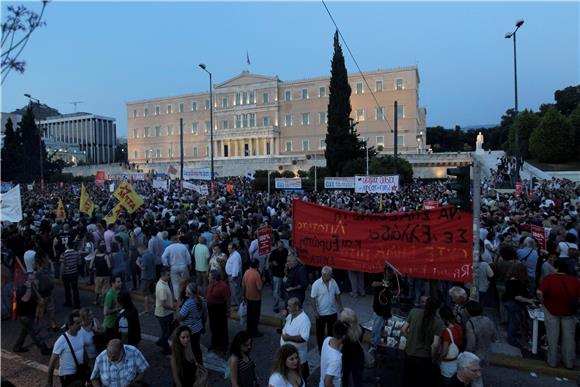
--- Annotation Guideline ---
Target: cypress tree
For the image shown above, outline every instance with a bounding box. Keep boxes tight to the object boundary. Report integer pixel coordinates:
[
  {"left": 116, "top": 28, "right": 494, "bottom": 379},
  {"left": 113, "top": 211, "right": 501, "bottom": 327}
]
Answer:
[
  {"left": 1, "top": 118, "right": 24, "bottom": 182},
  {"left": 18, "top": 105, "right": 46, "bottom": 182},
  {"left": 325, "top": 30, "right": 364, "bottom": 176}
]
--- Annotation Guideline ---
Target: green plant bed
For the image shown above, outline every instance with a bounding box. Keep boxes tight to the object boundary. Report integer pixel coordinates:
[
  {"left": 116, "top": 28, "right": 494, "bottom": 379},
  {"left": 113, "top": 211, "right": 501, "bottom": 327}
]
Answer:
[{"left": 527, "top": 160, "right": 580, "bottom": 172}]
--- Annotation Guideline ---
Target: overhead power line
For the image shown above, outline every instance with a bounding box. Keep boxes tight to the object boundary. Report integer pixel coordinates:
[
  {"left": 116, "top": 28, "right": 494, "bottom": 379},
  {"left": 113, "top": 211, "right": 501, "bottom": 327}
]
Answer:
[{"left": 321, "top": 0, "right": 394, "bottom": 133}]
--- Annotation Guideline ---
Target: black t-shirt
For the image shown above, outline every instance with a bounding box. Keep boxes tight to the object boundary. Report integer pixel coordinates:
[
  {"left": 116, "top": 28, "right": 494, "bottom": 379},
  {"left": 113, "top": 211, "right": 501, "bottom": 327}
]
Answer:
[
  {"left": 54, "top": 232, "right": 71, "bottom": 260},
  {"left": 270, "top": 248, "right": 288, "bottom": 278},
  {"left": 372, "top": 273, "right": 393, "bottom": 318}
]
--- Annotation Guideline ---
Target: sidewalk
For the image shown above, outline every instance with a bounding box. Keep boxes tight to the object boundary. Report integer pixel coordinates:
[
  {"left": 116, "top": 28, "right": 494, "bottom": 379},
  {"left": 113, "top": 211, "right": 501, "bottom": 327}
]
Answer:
[{"left": 72, "top": 277, "right": 579, "bottom": 380}]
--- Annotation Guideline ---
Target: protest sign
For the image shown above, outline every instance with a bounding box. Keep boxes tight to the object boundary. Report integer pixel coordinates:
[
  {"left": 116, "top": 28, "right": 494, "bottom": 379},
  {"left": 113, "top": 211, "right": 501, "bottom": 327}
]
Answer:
[
  {"left": 292, "top": 199, "right": 473, "bottom": 282},
  {"left": 153, "top": 179, "right": 169, "bottom": 191},
  {"left": 324, "top": 177, "right": 355, "bottom": 189},
  {"left": 182, "top": 181, "right": 209, "bottom": 195},
  {"left": 354, "top": 175, "right": 399, "bottom": 193},
  {"left": 275, "top": 178, "right": 302, "bottom": 190},
  {"left": 183, "top": 168, "right": 212, "bottom": 180},
  {"left": 95, "top": 170, "right": 106, "bottom": 186},
  {"left": 258, "top": 226, "right": 272, "bottom": 256},
  {"left": 423, "top": 200, "right": 439, "bottom": 210},
  {"left": 531, "top": 225, "right": 548, "bottom": 250}
]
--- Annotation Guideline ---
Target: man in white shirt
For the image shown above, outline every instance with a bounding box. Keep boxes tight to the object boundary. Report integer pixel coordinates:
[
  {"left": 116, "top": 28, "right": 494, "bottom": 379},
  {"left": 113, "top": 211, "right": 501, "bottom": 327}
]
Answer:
[
  {"left": 161, "top": 234, "right": 191, "bottom": 299},
  {"left": 47, "top": 311, "right": 91, "bottom": 386},
  {"left": 225, "top": 243, "right": 242, "bottom": 307},
  {"left": 311, "top": 266, "right": 342, "bottom": 352},
  {"left": 280, "top": 297, "right": 311, "bottom": 378},
  {"left": 319, "top": 320, "right": 348, "bottom": 387}
]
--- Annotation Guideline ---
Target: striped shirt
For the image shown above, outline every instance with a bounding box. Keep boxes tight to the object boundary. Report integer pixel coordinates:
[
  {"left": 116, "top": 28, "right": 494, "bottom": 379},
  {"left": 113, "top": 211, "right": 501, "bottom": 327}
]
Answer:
[
  {"left": 179, "top": 297, "right": 206, "bottom": 334},
  {"left": 60, "top": 249, "right": 80, "bottom": 276}
]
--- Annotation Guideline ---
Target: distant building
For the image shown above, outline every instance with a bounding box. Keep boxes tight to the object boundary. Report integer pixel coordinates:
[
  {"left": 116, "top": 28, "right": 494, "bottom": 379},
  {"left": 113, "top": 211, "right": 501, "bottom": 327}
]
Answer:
[
  {"left": 39, "top": 113, "right": 117, "bottom": 164},
  {"left": 127, "top": 67, "right": 426, "bottom": 175}
]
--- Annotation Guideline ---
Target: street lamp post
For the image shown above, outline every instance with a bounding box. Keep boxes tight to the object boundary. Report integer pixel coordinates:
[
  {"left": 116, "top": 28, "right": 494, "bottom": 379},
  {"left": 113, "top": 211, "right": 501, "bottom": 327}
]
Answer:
[
  {"left": 505, "top": 19, "right": 524, "bottom": 173},
  {"left": 198, "top": 64, "right": 214, "bottom": 186},
  {"left": 24, "top": 93, "right": 44, "bottom": 189}
]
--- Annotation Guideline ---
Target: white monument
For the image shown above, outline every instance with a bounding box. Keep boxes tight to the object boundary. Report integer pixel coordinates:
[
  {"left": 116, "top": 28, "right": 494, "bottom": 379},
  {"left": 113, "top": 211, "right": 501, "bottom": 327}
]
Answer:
[{"left": 476, "top": 131, "right": 484, "bottom": 154}]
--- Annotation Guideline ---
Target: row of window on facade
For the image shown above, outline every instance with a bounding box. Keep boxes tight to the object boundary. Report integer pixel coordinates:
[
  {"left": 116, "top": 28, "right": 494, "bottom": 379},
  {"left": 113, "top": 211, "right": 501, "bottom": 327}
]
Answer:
[
  {"left": 132, "top": 106, "right": 405, "bottom": 139},
  {"left": 133, "top": 134, "right": 407, "bottom": 161},
  {"left": 131, "top": 78, "right": 406, "bottom": 118}
]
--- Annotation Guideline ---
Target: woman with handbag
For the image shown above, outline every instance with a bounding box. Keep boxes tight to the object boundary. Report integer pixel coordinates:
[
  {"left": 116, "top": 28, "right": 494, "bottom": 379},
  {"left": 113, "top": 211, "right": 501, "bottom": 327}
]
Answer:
[
  {"left": 46, "top": 311, "right": 91, "bottom": 387},
  {"left": 171, "top": 325, "right": 208, "bottom": 387},
  {"left": 438, "top": 306, "right": 464, "bottom": 386}
]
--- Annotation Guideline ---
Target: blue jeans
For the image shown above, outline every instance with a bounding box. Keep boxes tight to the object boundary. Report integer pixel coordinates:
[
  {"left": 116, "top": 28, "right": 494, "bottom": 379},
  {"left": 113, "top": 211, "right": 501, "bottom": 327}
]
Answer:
[
  {"left": 156, "top": 314, "right": 173, "bottom": 352},
  {"left": 504, "top": 300, "right": 523, "bottom": 347},
  {"left": 272, "top": 276, "right": 283, "bottom": 310},
  {"left": 371, "top": 312, "right": 385, "bottom": 347}
]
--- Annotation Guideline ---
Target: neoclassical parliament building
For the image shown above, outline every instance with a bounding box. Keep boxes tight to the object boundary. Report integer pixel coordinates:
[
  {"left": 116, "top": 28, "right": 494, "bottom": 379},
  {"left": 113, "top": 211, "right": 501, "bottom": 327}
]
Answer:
[{"left": 127, "top": 66, "right": 426, "bottom": 176}]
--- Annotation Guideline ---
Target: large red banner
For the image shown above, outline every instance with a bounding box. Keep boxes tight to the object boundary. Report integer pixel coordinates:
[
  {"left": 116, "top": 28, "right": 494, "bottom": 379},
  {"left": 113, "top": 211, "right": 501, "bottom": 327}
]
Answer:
[{"left": 292, "top": 199, "right": 473, "bottom": 282}]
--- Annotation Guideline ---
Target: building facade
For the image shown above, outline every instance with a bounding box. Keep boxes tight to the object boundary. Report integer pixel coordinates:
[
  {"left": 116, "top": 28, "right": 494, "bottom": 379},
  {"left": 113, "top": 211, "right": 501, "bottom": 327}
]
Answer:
[
  {"left": 127, "top": 66, "right": 426, "bottom": 173},
  {"left": 39, "top": 113, "right": 117, "bottom": 164}
]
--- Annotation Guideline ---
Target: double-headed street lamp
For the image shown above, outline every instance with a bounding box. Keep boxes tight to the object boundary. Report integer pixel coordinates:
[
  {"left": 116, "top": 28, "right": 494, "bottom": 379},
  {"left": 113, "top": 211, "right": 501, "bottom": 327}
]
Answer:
[
  {"left": 24, "top": 93, "right": 44, "bottom": 189},
  {"left": 505, "top": 19, "right": 524, "bottom": 168},
  {"left": 198, "top": 63, "right": 214, "bottom": 185}
]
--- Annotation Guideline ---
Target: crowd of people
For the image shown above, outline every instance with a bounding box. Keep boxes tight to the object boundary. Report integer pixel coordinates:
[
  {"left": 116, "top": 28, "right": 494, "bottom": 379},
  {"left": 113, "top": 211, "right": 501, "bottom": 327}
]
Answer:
[{"left": 1, "top": 165, "right": 579, "bottom": 386}]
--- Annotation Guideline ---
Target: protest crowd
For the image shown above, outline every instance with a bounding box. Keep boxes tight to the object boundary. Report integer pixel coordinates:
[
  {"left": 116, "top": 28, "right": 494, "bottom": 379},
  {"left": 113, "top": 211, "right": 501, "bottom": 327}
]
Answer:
[{"left": 1, "top": 163, "right": 579, "bottom": 387}]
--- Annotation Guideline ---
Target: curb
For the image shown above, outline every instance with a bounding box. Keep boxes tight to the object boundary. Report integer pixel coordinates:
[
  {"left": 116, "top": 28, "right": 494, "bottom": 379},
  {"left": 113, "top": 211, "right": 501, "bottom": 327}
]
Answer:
[{"left": 68, "top": 280, "right": 580, "bottom": 377}]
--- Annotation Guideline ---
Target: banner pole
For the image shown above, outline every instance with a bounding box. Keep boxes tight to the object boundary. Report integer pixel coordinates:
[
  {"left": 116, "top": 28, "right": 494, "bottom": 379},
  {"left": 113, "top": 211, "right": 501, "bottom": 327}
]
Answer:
[{"left": 471, "top": 154, "right": 481, "bottom": 302}]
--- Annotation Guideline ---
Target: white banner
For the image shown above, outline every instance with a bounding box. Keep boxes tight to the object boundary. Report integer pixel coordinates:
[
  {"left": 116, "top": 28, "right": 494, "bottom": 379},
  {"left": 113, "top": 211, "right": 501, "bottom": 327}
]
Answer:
[
  {"left": 108, "top": 172, "right": 145, "bottom": 181},
  {"left": 182, "top": 181, "right": 209, "bottom": 195},
  {"left": 0, "top": 184, "right": 22, "bottom": 223},
  {"left": 183, "top": 168, "right": 212, "bottom": 181},
  {"left": 153, "top": 179, "right": 169, "bottom": 191},
  {"left": 275, "top": 178, "right": 302, "bottom": 190},
  {"left": 354, "top": 175, "right": 399, "bottom": 193},
  {"left": 324, "top": 177, "right": 355, "bottom": 189}
]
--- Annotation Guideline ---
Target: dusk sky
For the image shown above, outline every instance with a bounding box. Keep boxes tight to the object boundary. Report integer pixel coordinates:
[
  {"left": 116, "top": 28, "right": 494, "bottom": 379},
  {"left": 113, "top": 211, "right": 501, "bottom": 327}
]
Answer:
[{"left": 2, "top": 1, "right": 578, "bottom": 137}]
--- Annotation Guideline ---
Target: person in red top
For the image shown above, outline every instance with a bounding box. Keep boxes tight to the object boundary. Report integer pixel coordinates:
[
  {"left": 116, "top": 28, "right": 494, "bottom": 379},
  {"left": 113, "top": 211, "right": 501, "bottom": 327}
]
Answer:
[
  {"left": 242, "top": 259, "right": 263, "bottom": 338},
  {"left": 206, "top": 270, "right": 230, "bottom": 353},
  {"left": 439, "top": 305, "right": 464, "bottom": 384},
  {"left": 536, "top": 260, "right": 580, "bottom": 369}
]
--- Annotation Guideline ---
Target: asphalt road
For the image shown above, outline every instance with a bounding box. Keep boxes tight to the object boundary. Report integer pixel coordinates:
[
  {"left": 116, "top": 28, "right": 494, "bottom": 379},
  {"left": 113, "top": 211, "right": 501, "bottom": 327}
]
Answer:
[{"left": 1, "top": 283, "right": 576, "bottom": 386}]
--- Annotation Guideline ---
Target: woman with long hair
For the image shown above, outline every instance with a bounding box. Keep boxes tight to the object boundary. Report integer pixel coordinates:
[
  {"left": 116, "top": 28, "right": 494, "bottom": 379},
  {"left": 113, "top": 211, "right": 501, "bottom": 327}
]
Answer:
[
  {"left": 171, "top": 325, "right": 198, "bottom": 387},
  {"left": 117, "top": 291, "right": 141, "bottom": 346},
  {"left": 177, "top": 282, "right": 207, "bottom": 365},
  {"left": 228, "top": 331, "right": 258, "bottom": 387},
  {"left": 401, "top": 297, "right": 443, "bottom": 387},
  {"left": 268, "top": 344, "right": 303, "bottom": 387},
  {"left": 339, "top": 308, "right": 364, "bottom": 387}
]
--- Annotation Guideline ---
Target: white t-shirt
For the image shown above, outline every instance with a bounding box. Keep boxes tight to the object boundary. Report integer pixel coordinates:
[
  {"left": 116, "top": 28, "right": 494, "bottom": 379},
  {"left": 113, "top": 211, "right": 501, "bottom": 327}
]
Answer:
[
  {"left": 280, "top": 311, "right": 311, "bottom": 363},
  {"left": 477, "top": 261, "right": 494, "bottom": 293},
  {"left": 319, "top": 337, "right": 342, "bottom": 387},
  {"left": 53, "top": 331, "right": 90, "bottom": 376},
  {"left": 558, "top": 241, "right": 578, "bottom": 258},
  {"left": 311, "top": 278, "right": 340, "bottom": 316},
  {"left": 80, "top": 318, "right": 98, "bottom": 359},
  {"left": 225, "top": 251, "right": 242, "bottom": 277},
  {"left": 268, "top": 373, "right": 293, "bottom": 387}
]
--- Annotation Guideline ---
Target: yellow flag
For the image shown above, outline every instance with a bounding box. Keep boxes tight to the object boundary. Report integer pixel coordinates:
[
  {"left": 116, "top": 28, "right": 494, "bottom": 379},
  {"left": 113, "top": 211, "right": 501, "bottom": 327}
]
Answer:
[
  {"left": 113, "top": 181, "right": 144, "bottom": 214},
  {"left": 55, "top": 200, "right": 66, "bottom": 220},
  {"left": 104, "top": 202, "right": 124, "bottom": 225},
  {"left": 79, "top": 183, "right": 95, "bottom": 216}
]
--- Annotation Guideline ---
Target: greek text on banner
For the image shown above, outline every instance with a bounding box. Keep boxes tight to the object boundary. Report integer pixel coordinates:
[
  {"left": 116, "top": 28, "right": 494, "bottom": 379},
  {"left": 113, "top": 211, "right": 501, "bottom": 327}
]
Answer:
[{"left": 292, "top": 199, "right": 473, "bottom": 282}]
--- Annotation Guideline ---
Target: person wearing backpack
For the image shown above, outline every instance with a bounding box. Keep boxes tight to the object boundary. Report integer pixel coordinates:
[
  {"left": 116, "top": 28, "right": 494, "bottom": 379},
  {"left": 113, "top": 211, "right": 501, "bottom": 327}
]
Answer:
[
  {"left": 439, "top": 306, "right": 464, "bottom": 386},
  {"left": 46, "top": 311, "right": 92, "bottom": 387}
]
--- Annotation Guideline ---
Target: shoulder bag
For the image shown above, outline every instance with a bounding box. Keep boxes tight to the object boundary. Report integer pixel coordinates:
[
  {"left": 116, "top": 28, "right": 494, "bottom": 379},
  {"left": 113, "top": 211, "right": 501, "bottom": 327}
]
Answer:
[
  {"left": 444, "top": 328, "right": 460, "bottom": 360},
  {"left": 62, "top": 333, "right": 91, "bottom": 386}
]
